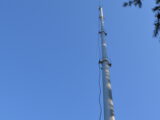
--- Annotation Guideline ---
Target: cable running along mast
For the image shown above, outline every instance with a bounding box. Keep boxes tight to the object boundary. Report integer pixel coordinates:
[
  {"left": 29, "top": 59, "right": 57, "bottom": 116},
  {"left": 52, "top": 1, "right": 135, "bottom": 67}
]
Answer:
[{"left": 98, "top": 5, "right": 116, "bottom": 120}]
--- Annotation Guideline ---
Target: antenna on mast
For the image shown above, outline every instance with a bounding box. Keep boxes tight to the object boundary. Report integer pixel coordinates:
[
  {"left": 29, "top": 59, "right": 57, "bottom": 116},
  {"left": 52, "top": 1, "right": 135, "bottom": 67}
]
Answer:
[{"left": 98, "top": 3, "right": 116, "bottom": 120}]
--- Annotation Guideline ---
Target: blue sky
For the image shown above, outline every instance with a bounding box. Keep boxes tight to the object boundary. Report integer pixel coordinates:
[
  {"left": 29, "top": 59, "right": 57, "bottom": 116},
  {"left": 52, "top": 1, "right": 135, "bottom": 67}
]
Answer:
[{"left": 0, "top": 0, "right": 160, "bottom": 120}]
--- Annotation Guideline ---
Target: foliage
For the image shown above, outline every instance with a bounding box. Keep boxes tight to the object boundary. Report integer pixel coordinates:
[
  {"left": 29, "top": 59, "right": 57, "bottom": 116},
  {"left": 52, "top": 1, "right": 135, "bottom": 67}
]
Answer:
[{"left": 123, "top": 0, "right": 160, "bottom": 37}]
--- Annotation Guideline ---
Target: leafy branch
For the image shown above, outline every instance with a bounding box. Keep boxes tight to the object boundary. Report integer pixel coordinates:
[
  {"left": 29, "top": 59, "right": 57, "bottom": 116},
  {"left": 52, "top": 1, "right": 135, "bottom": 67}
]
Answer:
[{"left": 123, "top": 0, "right": 160, "bottom": 37}]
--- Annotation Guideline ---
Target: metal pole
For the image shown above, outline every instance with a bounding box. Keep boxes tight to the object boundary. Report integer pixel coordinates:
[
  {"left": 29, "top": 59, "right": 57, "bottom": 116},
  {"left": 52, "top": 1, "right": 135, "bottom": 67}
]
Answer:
[{"left": 98, "top": 6, "right": 115, "bottom": 120}]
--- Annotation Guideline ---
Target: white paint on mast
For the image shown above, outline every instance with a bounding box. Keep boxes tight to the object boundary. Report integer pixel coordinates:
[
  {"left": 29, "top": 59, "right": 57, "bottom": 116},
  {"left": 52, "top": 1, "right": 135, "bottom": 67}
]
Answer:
[{"left": 98, "top": 6, "right": 115, "bottom": 120}]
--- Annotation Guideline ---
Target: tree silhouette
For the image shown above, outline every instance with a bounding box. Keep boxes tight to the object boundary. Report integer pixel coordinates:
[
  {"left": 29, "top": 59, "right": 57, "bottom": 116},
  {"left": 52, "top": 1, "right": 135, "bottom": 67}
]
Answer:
[{"left": 124, "top": 0, "right": 160, "bottom": 37}]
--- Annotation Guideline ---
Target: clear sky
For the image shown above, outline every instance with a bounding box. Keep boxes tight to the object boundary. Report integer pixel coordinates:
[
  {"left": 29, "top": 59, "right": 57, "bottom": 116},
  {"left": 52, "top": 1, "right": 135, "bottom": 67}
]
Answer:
[{"left": 0, "top": 0, "right": 160, "bottom": 120}]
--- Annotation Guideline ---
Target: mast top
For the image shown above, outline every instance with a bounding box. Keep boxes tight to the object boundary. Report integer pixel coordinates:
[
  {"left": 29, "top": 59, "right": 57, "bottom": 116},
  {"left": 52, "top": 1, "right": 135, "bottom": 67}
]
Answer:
[{"left": 99, "top": 7, "right": 104, "bottom": 19}]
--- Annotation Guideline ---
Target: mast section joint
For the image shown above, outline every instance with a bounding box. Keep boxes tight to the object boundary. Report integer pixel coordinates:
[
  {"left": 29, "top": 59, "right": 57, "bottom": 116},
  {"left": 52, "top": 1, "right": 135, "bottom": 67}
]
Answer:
[{"left": 99, "top": 58, "right": 112, "bottom": 67}]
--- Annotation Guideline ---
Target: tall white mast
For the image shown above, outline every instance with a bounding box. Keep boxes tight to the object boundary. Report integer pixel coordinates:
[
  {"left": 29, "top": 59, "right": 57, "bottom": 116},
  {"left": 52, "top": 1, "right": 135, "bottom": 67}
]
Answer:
[{"left": 98, "top": 6, "right": 115, "bottom": 120}]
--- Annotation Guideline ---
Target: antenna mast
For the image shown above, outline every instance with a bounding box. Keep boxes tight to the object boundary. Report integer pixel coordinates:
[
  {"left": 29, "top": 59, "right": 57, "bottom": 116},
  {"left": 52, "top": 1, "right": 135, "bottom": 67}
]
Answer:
[{"left": 98, "top": 5, "right": 115, "bottom": 120}]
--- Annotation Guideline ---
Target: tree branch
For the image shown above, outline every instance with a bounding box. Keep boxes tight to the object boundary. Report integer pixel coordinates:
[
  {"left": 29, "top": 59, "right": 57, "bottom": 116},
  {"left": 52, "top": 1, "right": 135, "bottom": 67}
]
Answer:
[{"left": 123, "top": 0, "right": 160, "bottom": 37}]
